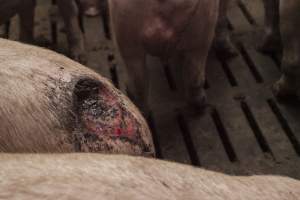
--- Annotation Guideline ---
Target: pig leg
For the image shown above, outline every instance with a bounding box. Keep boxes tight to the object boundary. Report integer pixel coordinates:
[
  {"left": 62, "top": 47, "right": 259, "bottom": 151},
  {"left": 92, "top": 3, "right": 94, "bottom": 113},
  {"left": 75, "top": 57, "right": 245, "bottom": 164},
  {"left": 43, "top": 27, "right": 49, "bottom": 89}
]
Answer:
[
  {"left": 259, "top": 0, "right": 282, "bottom": 54},
  {"left": 18, "top": 0, "right": 35, "bottom": 43},
  {"left": 57, "top": 0, "right": 87, "bottom": 64},
  {"left": 182, "top": 51, "right": 208, "bottom": 110},
  {"left": 0, "top": 0, "right": 21, "bottom": 25},
  {"left": 214, "top": 0, "right": 238, "bottom": 59},
  {"left": 116, "top": 36, "right": 149, "bottom": 115},
  {"left": 124, "top": 54, "right": 149, "bottom": 116}
]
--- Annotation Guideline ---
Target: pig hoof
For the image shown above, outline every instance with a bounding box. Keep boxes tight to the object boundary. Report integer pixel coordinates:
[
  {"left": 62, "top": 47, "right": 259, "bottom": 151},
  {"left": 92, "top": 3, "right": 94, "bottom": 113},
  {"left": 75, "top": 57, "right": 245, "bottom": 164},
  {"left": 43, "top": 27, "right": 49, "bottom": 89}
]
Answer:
[
  {"left": 258, "top": 33, "right": 282, "bottom": 54},
  {"left": 84, "top": 7, "right": 100, "bottom": 17},
  {"left": 188, "top": 88, "right": 207, "bottom": 111},
  {"left": 272, "top": 79, "right": 297, "bottom": 99},
  {"left": 215, "top": 39, "right": 238, "bottom": 60}
]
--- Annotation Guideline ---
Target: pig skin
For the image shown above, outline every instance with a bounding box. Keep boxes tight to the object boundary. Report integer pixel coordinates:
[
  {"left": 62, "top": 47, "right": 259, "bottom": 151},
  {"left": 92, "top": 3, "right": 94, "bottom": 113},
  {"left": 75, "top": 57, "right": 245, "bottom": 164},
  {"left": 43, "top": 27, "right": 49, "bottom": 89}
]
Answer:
[{"left": 0, "top": 38, "right": 155, "bottom": 156}]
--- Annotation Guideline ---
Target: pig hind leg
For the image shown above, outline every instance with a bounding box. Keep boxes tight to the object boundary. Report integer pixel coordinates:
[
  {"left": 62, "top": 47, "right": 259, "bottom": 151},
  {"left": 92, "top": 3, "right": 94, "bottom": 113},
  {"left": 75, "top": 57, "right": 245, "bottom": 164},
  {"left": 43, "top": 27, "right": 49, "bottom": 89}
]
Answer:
[
  {"left": 182, "top": 51, "right": 208, "bottom": 111},
  {"left": 214, "top": 0, "right": 238, "bottom": 59},
  {"left": 57, "top": 0, "right": 87, "bottom": 64},
  {"left": 259, "top": 0, "right": 282, "bottom": 54},
  {"left": 118, "top": 45, "right": 149, "bottom": 116},
  {"left": 18, "top": 0, "right": 35, "bottom": 43}
]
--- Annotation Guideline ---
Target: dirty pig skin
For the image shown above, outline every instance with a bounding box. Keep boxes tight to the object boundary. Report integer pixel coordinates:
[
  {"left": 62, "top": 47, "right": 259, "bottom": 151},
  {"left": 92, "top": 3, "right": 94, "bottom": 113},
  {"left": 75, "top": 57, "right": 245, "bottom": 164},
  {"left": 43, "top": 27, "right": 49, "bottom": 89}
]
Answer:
[
  {"left": 1, "top": 153, "right": 300, "bottom": 200},
  {"left": 0, "top": 0, "right": 86, "bottom": 63},
  {"left": 0, "top": 38, "right": 155, "bottom": 156},
  {"left": 109, "top": 0, "right": 219, "bottom": 115}
]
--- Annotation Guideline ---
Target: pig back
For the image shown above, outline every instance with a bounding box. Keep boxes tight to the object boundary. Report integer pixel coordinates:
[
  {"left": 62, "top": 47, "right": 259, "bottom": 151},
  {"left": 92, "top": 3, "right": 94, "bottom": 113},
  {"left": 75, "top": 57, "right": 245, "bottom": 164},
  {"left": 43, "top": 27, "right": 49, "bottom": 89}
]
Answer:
[{"left": 0, "top": 153, "right": 299, "bottom": 200}]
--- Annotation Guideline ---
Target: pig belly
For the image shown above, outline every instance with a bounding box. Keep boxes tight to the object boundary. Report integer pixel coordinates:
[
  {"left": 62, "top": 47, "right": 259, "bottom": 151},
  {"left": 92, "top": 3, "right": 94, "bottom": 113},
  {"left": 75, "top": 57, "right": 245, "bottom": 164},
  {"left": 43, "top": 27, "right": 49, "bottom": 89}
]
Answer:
[{"left": 142, "top": 17, "right": 177, "bottom": 57}]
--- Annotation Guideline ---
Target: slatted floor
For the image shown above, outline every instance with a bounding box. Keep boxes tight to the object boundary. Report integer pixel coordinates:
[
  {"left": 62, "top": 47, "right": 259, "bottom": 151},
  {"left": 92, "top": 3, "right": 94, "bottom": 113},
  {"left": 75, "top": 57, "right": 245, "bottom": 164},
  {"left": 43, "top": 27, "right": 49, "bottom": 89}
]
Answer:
[{"left": 1, "top": 0, "right": 300, "bottom": 178}]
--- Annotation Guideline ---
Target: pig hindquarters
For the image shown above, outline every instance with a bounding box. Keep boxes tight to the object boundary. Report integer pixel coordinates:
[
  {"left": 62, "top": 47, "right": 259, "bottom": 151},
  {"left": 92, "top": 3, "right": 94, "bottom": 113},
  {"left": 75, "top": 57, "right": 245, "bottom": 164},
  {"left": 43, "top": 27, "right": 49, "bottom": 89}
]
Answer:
[
  {"left": 0, "top": 0, "right": 86, "bottom": 63},
  {"left": 0, "top": 153, "right": 299, "bottom": 200},
  {"left": 109, "top": 0, "right": 219, "bottom": 114},
  {"left": 0, "top": 38, "right": 154, "bottom": 156}
]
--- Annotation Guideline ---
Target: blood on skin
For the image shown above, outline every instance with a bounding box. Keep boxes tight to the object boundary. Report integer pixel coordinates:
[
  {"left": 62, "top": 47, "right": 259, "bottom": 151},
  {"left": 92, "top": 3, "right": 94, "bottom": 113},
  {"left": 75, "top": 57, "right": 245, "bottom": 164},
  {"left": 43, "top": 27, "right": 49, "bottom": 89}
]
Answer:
[{"left": 80, "top": 85, "right": 139, "bottom": 141}]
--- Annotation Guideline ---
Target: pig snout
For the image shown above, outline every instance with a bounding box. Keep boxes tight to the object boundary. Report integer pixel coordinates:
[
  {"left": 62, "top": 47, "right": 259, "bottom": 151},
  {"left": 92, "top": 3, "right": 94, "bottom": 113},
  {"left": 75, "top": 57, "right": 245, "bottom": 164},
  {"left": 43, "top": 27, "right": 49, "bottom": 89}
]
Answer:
[
  {"left": 1, "top": 153, "right": 300, "bottom": 200},
  {"left": 0, "top": 38, "right": 155, "bottom": 157}
]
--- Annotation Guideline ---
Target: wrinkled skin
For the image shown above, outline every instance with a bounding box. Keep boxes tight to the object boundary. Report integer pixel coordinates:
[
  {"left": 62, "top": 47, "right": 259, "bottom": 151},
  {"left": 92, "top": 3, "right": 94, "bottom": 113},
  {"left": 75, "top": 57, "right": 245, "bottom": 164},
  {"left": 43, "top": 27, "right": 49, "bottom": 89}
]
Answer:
[
  {"left": 0, "top": 39, "right": 155, "bottom": 156},
  {"left": 109, "top": 0, "right": 219, "bottom": 115},
  {"left": 262, "top": 0, "right": 300, "bottom": 98},
  {"left": 1, "top": 153, "right": 300, "bottom": 200},
  {"left": 0, "top": 0, "right": 86, "bottom": 63}
]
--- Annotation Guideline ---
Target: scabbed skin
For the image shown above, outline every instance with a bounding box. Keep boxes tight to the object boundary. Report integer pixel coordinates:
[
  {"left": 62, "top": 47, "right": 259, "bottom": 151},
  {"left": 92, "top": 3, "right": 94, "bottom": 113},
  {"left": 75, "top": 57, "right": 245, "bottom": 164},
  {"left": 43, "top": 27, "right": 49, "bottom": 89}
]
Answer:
[
  {"left": 0, "top": 39, "right": 154, "bottom": 156},
  {"left": 0, "top": 153, "right": 300, "bottom": 200}
]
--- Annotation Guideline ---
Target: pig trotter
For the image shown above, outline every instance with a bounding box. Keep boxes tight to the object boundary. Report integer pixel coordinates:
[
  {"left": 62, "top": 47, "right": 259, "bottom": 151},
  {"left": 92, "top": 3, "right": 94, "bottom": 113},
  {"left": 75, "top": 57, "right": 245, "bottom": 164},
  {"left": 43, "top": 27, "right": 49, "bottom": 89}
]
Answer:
[
  {"left": 272, "top": 75, "right": 299, "bottom": 99},
  {"left": 188, "top": 87, "right": 207, "bottom": 111},
  {"left": 258, "top": 31, "right": 282, "bottom": 54},
  {"left": 214, "top": 37, "right": 238, "bottom": 59}
]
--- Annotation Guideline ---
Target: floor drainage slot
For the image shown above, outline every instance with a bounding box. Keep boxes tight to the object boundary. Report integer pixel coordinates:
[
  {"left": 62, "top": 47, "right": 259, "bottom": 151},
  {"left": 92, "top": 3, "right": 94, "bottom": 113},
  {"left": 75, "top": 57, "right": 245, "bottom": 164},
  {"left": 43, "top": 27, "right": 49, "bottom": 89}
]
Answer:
[
  {"left": 240, "top": 101, "right": 274, "bottom": 157},
  {"left": 267, "top": 99, "right": 300, "bottom": 156},
  {"left": 147, "top": 112, "right": 163, "bottom": 159},
  {"left": 236, "top": 41, "right": 264, "bottom": 83},
  {"left": 163, "top": 64, "right": 177, "bottom": 91},
  {"left": 211, "top": 108, "right": 238, "bottom": 162},
  {"left": 177, "top": 114, "right": 201, "bottom": 166},
  {"left": 237, "top": 0, "right": 257, "bottom": 26},
  {"left": 219, "top": 58, "right": 238, "bottom": 87}
]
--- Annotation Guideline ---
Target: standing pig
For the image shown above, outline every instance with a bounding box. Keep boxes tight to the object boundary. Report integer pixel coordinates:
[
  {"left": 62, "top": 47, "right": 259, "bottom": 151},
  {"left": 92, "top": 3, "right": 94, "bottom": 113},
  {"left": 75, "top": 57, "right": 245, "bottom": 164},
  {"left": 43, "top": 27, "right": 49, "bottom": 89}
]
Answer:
[
  {"left": 0, "top": 38, "right": 154, "bottom": 156},
  {"left": 109, "top": 0, "right": 219, "bottom": 114},
  {"left": 1, "top": 153, "right": 300, "bottom": 200},
  {"left": 0, "top": 0, "right": 86, "bottom": 63},
  {"left": 261, "top": 0, "right": 300, "bottom": 98}
]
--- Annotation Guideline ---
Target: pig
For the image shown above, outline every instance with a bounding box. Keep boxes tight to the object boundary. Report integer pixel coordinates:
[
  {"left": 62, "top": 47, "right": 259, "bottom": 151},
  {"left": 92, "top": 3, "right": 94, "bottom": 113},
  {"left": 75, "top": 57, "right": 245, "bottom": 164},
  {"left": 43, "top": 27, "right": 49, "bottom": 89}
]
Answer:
[
  {"left": 0, "top": 153, "right": 299, "bottom": 200},
  {"left": 108, "top": 0, "right": 219, "bottom": 115},
  {"left": 261, "top": 0, "right": 300, "bottom": 98},
  {"left": 0, "top": 0, "right": 86, "bottom": 63},
  {"left": 0, "top": 38, "right": 155, "bottom": 156}
]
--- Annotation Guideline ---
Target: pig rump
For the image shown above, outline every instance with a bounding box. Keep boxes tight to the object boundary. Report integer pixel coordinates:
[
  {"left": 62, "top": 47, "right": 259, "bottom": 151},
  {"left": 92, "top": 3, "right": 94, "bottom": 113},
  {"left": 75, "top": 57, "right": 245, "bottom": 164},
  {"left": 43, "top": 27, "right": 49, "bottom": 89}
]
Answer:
[{"left": 0, "top": 38, "right": 154, "bottom": 156}]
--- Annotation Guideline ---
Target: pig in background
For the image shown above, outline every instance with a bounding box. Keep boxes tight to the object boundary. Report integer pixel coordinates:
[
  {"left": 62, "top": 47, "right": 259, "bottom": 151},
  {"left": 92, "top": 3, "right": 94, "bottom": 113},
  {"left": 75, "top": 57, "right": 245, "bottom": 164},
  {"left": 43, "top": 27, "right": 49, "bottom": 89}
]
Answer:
[
  {"left": 0, "top": 38, "right": 155, "bottom": 156},
  {"left": 264, "top": 0, "right": 300, "bottom": 99},
  {"left": 0, "top": 0, "right": 86, "bottom": 63},
  {"left": 1, "top": 153, "right": 300, "bottom": 200},
  {"left": 109, "top": 0, "right": 219, "bottom": 116},
  {"left": 214, "top": 0, "right": 281, "bottom": 61}
]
